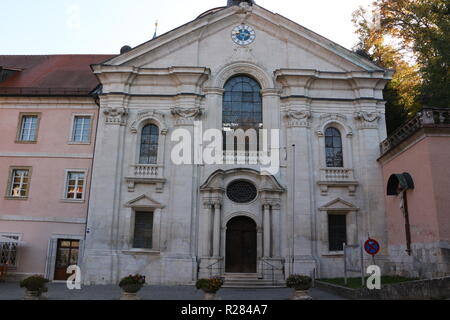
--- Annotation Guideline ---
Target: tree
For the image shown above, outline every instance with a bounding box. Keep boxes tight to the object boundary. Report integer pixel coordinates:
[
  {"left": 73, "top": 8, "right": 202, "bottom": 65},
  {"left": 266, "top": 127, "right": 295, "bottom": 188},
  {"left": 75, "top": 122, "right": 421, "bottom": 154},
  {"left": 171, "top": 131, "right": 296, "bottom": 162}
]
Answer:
[
  {"left": 352, "top": 6, "right": 421, "bottom": 133},
  {"left": 376, "top": 0, "right": 450, "bottom": 107}
]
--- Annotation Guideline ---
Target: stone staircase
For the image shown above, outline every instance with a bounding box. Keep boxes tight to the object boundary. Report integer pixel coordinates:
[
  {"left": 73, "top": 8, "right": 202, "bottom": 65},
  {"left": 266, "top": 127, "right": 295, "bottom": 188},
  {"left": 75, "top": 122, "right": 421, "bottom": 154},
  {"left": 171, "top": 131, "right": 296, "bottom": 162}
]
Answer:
[{"left": 223, "top": 273, "right": 286, "bottom": 289}]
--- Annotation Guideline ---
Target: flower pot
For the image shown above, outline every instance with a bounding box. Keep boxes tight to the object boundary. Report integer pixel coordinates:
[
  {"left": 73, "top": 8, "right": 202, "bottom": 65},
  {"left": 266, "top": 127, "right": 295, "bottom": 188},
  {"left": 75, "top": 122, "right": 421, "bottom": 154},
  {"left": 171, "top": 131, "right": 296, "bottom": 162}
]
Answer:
[
  {"left": 291, "top": 289, "right": 313, "bottom": 300},
  {"left": 121, "top": 284, "right": 142, "bottom": 294},
  {"left": 120, "top": 284, "right": 142, "bottom": 300},
  {"left": 120, "top": 291, "right": 141, "bottom": 300},
  {"left": 23, "top": 290, "right": 42, "bottom": 301},
  {"left": 203, "top": 292, "right": 217, "bottom": 300}
]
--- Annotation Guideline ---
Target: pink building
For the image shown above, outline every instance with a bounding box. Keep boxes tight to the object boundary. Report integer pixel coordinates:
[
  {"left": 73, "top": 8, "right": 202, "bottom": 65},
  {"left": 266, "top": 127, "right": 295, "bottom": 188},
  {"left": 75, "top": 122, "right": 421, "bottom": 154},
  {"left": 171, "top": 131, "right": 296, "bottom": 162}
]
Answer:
[
  {"left": 0, "top": 55, "right": 112, "bottom": 281},
  {"left": 379, "top": 108, "right": 450, "bottom": 278}
]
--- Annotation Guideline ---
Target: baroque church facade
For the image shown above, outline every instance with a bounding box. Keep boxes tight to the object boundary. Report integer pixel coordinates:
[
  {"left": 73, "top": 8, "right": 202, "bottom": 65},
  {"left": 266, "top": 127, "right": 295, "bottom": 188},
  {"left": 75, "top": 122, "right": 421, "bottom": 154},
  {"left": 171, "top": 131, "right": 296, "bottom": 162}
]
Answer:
[{"left": 82, "top": 1, "right": 393, "bottom": 285}]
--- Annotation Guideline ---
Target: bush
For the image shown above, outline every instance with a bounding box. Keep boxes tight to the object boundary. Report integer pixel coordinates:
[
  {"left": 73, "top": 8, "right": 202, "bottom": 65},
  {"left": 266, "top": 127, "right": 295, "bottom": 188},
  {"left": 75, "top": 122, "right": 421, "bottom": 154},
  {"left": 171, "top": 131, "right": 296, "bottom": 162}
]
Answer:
[
  {"left": 20, "top": 275, "right": 49, "bottom": 292},
  {"left": 196, "top": 277, "right": 224, "bottom": 293},
  {"left": 286, "top": 274, "right": 312, "bottom": 290},
  {"left": 119, "top": 274, "right": 146, "bottom": 288}
]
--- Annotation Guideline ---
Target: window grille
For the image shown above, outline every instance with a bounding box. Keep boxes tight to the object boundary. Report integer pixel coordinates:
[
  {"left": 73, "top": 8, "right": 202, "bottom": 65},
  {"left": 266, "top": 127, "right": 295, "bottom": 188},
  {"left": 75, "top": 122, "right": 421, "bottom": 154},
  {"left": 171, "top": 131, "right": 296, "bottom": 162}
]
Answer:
[
  {"left": 226, "top": 180, "right": 258, "bottom": 204},
  {"left": 0, "top": 235, "right": 19, "bottom": 267}
]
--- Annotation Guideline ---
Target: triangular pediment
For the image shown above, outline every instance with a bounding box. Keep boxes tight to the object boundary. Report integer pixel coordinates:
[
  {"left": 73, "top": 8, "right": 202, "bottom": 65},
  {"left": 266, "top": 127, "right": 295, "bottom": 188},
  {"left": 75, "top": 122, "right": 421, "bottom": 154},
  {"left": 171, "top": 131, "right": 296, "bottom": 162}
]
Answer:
[
  {"left": 100, "top": 4, "right": 384, "bottom": 73},
  {"left": 319, "top": 198, "right": 359, "bottom": 212},
  {"left": 124, "top": 194, "right": 165, "bottom": 209}
]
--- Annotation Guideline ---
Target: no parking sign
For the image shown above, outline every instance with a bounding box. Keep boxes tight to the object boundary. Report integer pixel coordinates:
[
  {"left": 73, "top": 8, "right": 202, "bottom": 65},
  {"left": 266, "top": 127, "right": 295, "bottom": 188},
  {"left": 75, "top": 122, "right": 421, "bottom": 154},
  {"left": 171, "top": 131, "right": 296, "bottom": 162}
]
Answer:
[{"left": 364, "top": 238, "right": 380, "bottom": 256}]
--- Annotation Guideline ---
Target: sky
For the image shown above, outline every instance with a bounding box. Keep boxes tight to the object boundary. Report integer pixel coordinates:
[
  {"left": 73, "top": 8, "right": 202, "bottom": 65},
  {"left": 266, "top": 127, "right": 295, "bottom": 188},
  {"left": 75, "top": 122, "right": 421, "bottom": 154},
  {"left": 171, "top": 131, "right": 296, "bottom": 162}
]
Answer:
[{"left": 0, "top": 0, "right": 375, "bottom": 55}]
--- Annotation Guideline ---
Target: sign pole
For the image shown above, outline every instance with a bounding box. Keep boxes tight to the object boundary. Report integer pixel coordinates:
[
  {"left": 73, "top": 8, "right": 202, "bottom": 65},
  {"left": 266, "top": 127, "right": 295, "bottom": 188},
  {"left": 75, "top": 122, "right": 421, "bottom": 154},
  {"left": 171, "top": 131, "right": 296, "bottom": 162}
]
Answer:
[
  {"left": 343, "top": 243, "right": 347, "bottom": 286},
  {"left": 360, "top": 241, "right": 364, "bottom": 287}
]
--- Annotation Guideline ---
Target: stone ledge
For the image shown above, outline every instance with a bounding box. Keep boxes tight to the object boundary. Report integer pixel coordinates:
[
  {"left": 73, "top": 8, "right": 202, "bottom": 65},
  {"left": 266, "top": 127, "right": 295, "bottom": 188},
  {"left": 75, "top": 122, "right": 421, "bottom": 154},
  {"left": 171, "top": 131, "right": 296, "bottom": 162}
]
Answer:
[
  {"left": 316, "top": 276, "right": 450, "bottom": 300},
  {"left": 122, "top": 249, "right": 161, "bottom": 256}
]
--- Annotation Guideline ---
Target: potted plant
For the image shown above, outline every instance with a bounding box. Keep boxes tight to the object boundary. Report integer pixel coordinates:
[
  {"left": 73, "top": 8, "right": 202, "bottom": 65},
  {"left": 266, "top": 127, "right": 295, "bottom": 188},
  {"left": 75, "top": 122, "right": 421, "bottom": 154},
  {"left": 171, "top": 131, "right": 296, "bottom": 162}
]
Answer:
[
  {"left": 286, "top": 274, "right": 313, "bottom": 300},
  {"left": 119, "top": 274, "right": 146, "bottom": 300},
  {"left": 20, "top": 275, "right": 49, "bottom": 300},
  {"left": 195, "top": 276, "right": 224, "bottom": 300}
]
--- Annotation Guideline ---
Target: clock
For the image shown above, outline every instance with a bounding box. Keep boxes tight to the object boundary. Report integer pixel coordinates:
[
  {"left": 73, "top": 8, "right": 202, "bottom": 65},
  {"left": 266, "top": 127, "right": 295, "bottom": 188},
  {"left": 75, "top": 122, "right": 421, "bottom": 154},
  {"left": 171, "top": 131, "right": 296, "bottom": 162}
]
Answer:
[{"left": 231, "top": 25, "right": 256, "bottom": 46}]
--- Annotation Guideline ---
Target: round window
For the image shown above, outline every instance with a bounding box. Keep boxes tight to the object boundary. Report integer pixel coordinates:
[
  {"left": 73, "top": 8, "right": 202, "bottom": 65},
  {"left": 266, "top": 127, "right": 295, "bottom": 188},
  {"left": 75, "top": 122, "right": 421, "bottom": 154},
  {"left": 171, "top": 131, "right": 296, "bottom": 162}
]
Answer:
[{"left": 226, "top": 180, "right": 258, "bottom": 204}]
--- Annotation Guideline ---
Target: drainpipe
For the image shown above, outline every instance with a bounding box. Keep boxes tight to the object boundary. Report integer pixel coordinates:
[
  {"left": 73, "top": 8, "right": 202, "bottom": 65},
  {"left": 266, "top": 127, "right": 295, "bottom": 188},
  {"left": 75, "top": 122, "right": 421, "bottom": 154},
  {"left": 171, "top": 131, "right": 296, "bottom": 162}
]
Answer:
[{"left": 291, "top": 144, "right": 296, "bottom": 275}]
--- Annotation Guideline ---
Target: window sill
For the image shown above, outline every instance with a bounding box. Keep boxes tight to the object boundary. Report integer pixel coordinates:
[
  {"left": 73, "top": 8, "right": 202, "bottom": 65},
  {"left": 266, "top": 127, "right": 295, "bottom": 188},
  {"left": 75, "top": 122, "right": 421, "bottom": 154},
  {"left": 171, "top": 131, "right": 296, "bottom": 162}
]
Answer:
[
  {"left": 322, "top": 251, "right": 344, "bottom": 257},
  {"left": 68, "top": 141, "right": 91, "bottom": 145},
  {"left": 122, "top": 249, "right": 160, "bottom": 255},
  {"left": 4, "top": 196, "right": 28, "bottom": 201},
  {"left": 14, "top": 140, "right": 37, "bottom": 144},
  {"left": 60, "top": 199, "right": 85, "bottom": 204}
]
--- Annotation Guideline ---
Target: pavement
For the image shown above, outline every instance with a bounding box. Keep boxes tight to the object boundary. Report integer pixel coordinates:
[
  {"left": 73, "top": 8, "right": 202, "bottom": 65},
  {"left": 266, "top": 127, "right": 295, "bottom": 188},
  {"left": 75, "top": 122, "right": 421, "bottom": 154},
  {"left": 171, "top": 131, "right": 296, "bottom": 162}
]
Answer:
[{"left": 0, "top": 282, "right": 346, "bottom": 300}]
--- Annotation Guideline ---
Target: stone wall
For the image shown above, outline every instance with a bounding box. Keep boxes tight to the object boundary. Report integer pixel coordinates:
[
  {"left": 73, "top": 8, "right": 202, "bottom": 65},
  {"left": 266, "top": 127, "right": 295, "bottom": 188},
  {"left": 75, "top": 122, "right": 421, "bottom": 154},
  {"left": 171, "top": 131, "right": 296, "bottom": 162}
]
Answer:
[{"left": 316, "top": 276, "right": 450, "bottom": 300}]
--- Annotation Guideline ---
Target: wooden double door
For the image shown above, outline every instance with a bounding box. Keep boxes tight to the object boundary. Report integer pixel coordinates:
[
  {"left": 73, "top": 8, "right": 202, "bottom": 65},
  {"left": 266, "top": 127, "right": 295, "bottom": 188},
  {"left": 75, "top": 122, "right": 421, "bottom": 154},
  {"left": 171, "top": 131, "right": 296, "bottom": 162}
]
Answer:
[
  {"left": 54, "top": 239, "right": 79, "bottom": 281},
  {"left": 225, "top": 216, "right": 257, "bottom": 273}
]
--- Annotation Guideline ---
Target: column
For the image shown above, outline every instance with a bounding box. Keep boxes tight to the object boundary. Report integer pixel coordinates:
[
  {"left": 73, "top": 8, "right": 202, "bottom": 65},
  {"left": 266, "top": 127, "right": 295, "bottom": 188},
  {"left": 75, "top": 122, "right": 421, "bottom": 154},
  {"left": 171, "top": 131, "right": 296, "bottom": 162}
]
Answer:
[
  {"left": 284, "top": 106, "right": 315, "bottom": 271},
  {"left": 263, "top": 204, "right": 271, "bottom": 258},
  {"left": 213, "top": 202, "right": 221, "bottom": 257},
  {"left": 271, "top": 202, "right": 281, "bottom": 258}
]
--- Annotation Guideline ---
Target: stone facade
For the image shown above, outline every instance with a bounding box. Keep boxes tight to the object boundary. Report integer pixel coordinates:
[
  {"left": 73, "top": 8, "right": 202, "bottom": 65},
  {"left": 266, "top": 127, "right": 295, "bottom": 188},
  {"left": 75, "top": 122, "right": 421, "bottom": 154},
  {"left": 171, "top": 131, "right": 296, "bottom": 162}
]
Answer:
[{"left": 82, "top": 3, "right": 393, "bottom": 285}]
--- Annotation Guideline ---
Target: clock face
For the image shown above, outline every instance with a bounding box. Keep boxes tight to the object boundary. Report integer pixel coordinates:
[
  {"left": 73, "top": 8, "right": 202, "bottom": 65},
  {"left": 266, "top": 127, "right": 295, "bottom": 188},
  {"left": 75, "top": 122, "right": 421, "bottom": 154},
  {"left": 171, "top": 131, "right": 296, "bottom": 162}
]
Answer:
[{"left": 231, "top": 25, "right": 256, "bottom": 46}]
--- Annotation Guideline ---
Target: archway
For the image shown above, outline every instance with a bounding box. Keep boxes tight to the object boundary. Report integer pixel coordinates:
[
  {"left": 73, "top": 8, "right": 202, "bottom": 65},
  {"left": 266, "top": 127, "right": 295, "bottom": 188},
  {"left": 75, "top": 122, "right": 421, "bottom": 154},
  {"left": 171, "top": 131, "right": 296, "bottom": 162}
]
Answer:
[{"left": 225, "top": 216, "right": 257, "bottom": 273}]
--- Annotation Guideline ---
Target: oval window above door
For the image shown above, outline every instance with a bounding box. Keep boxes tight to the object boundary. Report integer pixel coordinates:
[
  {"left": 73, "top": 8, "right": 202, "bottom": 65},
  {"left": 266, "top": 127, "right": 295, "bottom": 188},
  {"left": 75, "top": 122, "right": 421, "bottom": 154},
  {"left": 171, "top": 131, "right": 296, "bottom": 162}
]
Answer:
[{"left": 226, "top": 180, "right": 258, "bottom": 204}]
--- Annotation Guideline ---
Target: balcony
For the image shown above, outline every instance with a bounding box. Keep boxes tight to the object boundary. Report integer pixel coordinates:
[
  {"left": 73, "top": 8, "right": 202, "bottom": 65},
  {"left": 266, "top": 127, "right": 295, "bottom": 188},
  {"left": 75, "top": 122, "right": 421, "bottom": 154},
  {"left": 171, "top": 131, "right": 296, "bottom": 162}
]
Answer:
[
  {"left": 380, "top": 108, "right": 450, "bottom": 155},
  {"left": 317, "top": 168, "right": 358, "bottom": 196},
  {"left": 125, "top": 164, "right": 165, "bottom": 193}
]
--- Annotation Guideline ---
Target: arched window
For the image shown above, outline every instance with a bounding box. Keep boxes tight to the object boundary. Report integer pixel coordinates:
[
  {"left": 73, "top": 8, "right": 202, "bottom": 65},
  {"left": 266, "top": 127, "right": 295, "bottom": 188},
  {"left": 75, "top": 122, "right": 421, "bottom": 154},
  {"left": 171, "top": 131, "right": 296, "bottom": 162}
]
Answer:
[
  {"left": 223, "top": 76, "right": 262, "bottom": 130},
  {"left": 222, "top": 76, "right": 262, "bottom": 152},
  {"left": 325, "top": 127, "right": 343, "bottom": 167},
  {"left": 139, "top": 124, "right": 159, "bottom": 164}
]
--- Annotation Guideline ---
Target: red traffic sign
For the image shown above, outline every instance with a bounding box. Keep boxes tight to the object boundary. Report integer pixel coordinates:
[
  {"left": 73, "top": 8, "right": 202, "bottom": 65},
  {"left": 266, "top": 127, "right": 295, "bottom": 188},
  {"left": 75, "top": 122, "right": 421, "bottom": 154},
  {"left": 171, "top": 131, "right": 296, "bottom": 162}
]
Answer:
[{"left": 364, "top": 238, "right": 380, "bottom": 256}]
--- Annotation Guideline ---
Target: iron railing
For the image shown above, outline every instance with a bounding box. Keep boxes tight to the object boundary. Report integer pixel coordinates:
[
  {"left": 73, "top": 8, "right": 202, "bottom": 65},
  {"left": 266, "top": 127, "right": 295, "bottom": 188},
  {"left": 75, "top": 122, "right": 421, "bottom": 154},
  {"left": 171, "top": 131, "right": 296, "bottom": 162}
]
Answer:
[
  {"left": 206, "top": 258, "right": 224, "bottom": 278},
  {"left": 380, "top": 108, "right": 450, "bottom": 155},
  {"left": 260, "top": 258, "right": 285, "bottom": 286}
]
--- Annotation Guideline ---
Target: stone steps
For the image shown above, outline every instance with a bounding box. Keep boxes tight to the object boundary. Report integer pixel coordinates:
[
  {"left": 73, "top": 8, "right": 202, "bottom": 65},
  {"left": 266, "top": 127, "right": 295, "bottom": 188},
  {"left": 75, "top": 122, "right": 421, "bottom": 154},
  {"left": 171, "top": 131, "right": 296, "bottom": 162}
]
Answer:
[{"left": 223, "top": 273, "right": 286, "bottom": 289}]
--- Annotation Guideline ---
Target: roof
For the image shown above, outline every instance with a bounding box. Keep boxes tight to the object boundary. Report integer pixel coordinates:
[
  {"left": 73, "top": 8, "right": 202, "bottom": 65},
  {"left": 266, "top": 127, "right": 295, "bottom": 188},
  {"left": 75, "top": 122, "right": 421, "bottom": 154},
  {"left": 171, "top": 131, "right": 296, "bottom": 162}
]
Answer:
[
  {"left": 0, "top": 54, "right": 115, "bottom": 96},
  {"left": 103, "top": 4, "right": 387, "bottom": 73}
]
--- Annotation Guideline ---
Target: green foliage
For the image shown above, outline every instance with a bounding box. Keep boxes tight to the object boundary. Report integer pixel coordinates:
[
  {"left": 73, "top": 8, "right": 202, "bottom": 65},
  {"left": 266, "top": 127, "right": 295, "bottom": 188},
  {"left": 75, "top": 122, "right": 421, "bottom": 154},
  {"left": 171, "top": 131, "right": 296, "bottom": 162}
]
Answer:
[
  {"left": 286, "top": 274, "right": 312, "bottom": 290},
  {"left": 19, "top": 275, "right": 49, "bottom": 292},
  {"left": 352, "top": 5, "right": 421, "bottom": 133},
  {"left": 119, "top": 274, "right": 146, "bottom": 287},
  {"left": 376, "top": 0, "right": 450, "bottom": 108},
  {"left": 195, "top": 277, "right": 224, "bottom": 293},
  {"left": 353, "top": 0, "right": 449, "bottom": 132}
]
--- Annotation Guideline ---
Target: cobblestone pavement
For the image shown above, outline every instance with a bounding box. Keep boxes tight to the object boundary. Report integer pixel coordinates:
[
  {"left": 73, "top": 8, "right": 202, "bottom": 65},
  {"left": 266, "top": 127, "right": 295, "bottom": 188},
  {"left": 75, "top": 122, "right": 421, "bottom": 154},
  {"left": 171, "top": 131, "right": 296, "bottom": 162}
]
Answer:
[{"left": 0, "top": 282, "right": 346, "bottom": 300}]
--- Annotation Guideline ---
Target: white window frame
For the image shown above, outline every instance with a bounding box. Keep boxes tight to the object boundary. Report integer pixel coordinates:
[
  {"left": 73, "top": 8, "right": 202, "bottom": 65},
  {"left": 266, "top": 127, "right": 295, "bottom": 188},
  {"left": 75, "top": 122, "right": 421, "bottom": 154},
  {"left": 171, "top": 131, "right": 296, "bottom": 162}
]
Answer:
[
  {"left": 62, "top": 169, "right": 88, "bottom": 202},
  {"left": 0, "top": 232, "right": 22, "bottom": 268},
  {"left": 16, "top": 113, "right": 41, "bottom": 143},
  {"left": 68, "top": 113, "right": 93, "bottom": 145},
  {"left": 5, "top": 166, "right": 32, "bottom": 199}
]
